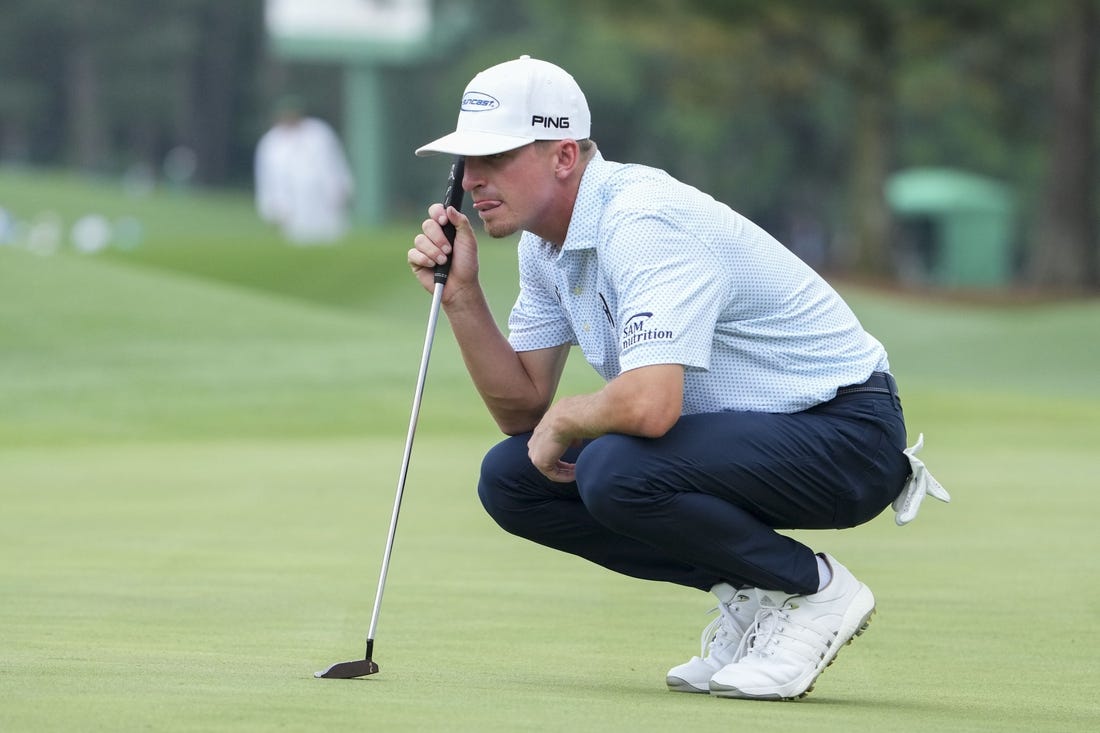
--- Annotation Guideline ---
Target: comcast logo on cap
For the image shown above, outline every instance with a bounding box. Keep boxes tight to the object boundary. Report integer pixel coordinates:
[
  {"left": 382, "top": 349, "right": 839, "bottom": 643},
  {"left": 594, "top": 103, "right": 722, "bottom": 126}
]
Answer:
[{"left": 461, "top": 92, "right": 499, "bottom": 111}]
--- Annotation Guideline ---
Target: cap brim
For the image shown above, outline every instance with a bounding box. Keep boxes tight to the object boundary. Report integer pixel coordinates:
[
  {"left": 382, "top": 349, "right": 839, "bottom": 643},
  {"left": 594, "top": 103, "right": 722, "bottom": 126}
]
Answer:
[{"left": 415, "top": 129, "right": 535, "bottom": 157}]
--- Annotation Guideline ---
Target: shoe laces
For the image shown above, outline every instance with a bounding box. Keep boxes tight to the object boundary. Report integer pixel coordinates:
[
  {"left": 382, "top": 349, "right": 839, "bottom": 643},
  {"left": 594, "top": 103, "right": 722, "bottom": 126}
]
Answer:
[
  {"left": 736, "top": 594, "right": 833, "bottom": 662},
  {"left": 699, "top": 594, "right": 750, "bottom": 659}
]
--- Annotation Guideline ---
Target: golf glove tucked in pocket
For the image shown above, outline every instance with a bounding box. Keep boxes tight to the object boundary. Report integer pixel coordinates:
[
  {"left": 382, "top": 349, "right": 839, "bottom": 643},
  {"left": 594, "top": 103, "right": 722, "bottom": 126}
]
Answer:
[{"left": 893, "top": 433, "right": 951, "bottom": 526}]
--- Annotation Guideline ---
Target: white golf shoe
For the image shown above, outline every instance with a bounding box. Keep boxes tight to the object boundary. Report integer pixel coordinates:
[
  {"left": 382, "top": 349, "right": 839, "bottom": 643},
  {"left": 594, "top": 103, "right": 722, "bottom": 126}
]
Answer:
[
  {"left": 709, "top": 554, "right": 875, "bottom": 700},
  {"left": 666, "top": 583, "right": 759, "bottom": 693}
]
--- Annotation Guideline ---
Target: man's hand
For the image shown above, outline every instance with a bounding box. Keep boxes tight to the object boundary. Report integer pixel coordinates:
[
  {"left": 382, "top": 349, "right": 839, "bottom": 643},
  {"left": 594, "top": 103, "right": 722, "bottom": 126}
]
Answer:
[
  {"left": 528, "top": 397, "right": 586, "bottom": 482},
  {"left": 409, "top": 204, "right": 479, "bottom": 303}
]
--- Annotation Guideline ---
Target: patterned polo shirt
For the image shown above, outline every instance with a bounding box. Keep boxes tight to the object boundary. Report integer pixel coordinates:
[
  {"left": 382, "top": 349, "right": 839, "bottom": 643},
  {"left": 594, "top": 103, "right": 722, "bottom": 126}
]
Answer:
[{"left": 506, "top": 152, "right": 889, "bottom": 414}]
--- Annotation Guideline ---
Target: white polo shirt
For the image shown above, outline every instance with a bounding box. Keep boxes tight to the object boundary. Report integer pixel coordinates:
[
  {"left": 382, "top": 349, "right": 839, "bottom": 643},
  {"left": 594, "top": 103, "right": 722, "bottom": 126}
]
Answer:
[{"left": 506, "top": 153, "right": 890, "bottom": 414}]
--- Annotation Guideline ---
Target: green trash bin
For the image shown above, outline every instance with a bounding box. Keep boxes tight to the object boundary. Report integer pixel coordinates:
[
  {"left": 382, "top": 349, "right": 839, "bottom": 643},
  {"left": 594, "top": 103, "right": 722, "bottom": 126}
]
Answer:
[{"left": 886, "top": 167, "right": 1016, "bottom": 287}]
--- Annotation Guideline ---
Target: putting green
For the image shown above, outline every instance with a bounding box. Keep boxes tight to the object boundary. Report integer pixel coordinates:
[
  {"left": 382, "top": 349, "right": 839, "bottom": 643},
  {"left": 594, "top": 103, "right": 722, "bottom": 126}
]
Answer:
[{"left": 3, "top": 428, "right": 1097, "bottom": 731}]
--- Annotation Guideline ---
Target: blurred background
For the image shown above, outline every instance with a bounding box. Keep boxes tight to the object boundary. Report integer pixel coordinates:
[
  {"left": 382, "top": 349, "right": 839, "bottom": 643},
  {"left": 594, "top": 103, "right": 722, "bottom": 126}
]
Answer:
[{"left": 0, "top": 0, "right": 1096, "bottom": 291}]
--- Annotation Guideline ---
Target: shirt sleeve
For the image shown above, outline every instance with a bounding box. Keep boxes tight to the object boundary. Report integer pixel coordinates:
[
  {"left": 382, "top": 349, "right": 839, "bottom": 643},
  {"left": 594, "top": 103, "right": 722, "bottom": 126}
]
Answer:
[{"left": 604, "top": 213, "right": 728, "bottom": 373}]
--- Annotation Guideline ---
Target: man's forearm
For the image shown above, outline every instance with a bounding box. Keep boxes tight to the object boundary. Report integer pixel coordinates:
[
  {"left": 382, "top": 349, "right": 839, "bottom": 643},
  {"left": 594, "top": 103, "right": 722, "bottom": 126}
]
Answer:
[
  {"left": 443, "top": 288, "right": 563, "bottom": 434},
  {"left": 541, "top": 364, "right": 685, "bottom": 441},
  {"left": 526, "top": 364, "right": 685, "bottom": 482}
]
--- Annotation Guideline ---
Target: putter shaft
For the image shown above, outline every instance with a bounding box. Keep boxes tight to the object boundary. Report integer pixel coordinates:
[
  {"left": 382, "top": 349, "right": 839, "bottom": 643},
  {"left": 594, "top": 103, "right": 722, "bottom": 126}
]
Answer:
[{"left": 317, "top": 157, "right": 464, "bottom": 680}]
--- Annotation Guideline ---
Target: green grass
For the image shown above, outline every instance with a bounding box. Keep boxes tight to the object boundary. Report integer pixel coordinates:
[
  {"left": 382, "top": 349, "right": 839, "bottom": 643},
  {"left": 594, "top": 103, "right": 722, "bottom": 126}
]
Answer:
[{"left": 2, "top": 168, "right": 1099, "bottom": 731}]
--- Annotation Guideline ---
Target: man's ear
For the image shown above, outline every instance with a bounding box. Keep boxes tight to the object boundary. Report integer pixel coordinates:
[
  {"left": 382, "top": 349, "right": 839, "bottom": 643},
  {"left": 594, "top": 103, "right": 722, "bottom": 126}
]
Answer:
[{"left": 554, "top": 140, "right": 580, "bottom": 180}]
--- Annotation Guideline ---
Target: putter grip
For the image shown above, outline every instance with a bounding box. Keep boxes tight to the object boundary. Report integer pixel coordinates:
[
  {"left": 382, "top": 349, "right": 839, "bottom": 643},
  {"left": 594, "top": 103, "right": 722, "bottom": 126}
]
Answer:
[{"left": 435, "top": 156, "right": 466, "bottom": 285}]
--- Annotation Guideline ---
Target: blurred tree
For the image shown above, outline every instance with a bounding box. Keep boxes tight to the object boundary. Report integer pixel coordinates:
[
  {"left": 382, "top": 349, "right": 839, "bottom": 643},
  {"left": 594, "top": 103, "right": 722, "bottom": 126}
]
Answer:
[
  {"left": 764, "top": 0, "right": 1045, "bottom": 277},
  {"left": 0, "top": 0, "right": 263, "bottom": 183},
  {"left": 0, "top": 2, "right": 60, "bottom": 162},
  {"left": 1033, "top": 0, "right": 1098, "bottom": 290},
  {"left": 834, "top": 1, "right": 898, "bottom": 275},
  {"left": 181, "top": 1, "right": 266, "bottom": 184},
  {"left": 62, "top": 1, "right": 111, "bottom": 171}
]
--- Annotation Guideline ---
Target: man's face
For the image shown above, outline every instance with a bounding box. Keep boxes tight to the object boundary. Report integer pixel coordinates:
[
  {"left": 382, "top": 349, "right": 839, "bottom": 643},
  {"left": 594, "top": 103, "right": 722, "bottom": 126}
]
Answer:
[{"left": 463, "top": 142, "right": 560, "bottom": 239}]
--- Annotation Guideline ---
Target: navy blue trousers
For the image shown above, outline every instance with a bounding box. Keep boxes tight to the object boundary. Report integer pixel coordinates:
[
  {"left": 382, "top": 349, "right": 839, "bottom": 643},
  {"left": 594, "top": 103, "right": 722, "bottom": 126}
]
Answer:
[{"left": 478, "top": 375, "right": 911, "bottom": 595}]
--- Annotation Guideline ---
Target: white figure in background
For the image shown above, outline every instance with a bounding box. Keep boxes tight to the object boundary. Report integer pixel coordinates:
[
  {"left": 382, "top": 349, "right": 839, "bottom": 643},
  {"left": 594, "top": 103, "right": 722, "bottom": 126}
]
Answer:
[{"left": 255, "top": 95, "right": 355, "bottom": 244}]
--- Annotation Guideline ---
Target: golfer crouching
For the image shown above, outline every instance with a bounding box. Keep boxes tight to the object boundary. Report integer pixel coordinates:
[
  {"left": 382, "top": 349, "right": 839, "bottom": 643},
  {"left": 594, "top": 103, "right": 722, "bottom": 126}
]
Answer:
[{"left": 408, "top": 55, "right": 947, "bottom": 700}]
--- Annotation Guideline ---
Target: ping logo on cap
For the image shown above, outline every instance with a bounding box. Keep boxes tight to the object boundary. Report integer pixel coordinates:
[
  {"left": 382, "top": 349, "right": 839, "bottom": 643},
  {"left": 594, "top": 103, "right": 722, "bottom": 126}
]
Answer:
[
  {"left": 532, "top": 115, "right": 570, "bottom": 129},
  {"left": 461, "top": 92, "right": 499, "bottom": 111}
]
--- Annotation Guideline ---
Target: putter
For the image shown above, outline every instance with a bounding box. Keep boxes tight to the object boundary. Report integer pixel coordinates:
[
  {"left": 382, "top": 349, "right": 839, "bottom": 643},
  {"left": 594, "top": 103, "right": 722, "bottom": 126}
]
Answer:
[{"left": 316, "top": 156, "right": 466, "bottom": 679}]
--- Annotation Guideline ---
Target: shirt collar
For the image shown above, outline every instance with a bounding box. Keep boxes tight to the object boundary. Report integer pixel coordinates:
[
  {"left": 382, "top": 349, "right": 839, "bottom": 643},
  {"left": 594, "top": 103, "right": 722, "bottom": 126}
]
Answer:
[{"left": 559, "top": 151, "right": 610, "bottom": 253}]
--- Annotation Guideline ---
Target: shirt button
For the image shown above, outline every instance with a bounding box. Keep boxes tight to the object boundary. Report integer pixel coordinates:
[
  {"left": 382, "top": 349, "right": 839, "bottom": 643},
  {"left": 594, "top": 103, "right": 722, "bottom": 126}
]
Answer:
[
  {"left": 583, "top": 323, "right": 591, "bottom": 332},
  {"left": 572, "top": 286, "right": 582, "bottom": 295}
]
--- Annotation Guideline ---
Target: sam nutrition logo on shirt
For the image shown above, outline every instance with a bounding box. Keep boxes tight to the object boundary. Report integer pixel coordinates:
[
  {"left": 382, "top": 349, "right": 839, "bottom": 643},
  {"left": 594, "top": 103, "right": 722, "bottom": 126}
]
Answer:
[{"left": 621, "top": 312, "right": 674, "bottom": 350}]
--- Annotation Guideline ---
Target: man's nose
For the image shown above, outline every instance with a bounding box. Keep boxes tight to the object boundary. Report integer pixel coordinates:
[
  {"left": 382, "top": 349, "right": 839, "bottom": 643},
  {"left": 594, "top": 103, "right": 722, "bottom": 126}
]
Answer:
[{"left": 461, "top": 159, "right": 484, "bottom": 191}]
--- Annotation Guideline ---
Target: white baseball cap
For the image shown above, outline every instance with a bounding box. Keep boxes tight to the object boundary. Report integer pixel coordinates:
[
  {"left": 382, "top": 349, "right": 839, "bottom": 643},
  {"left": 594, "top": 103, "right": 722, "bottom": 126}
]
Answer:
[{"left": 415, "top": 55, "right": 591, "bottom": 157}]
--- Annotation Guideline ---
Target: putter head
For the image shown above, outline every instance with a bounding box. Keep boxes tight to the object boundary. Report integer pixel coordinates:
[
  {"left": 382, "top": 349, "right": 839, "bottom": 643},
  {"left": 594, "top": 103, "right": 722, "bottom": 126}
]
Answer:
[{"left": 314, "top": 658, "right": 379, "bottom": 679}]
